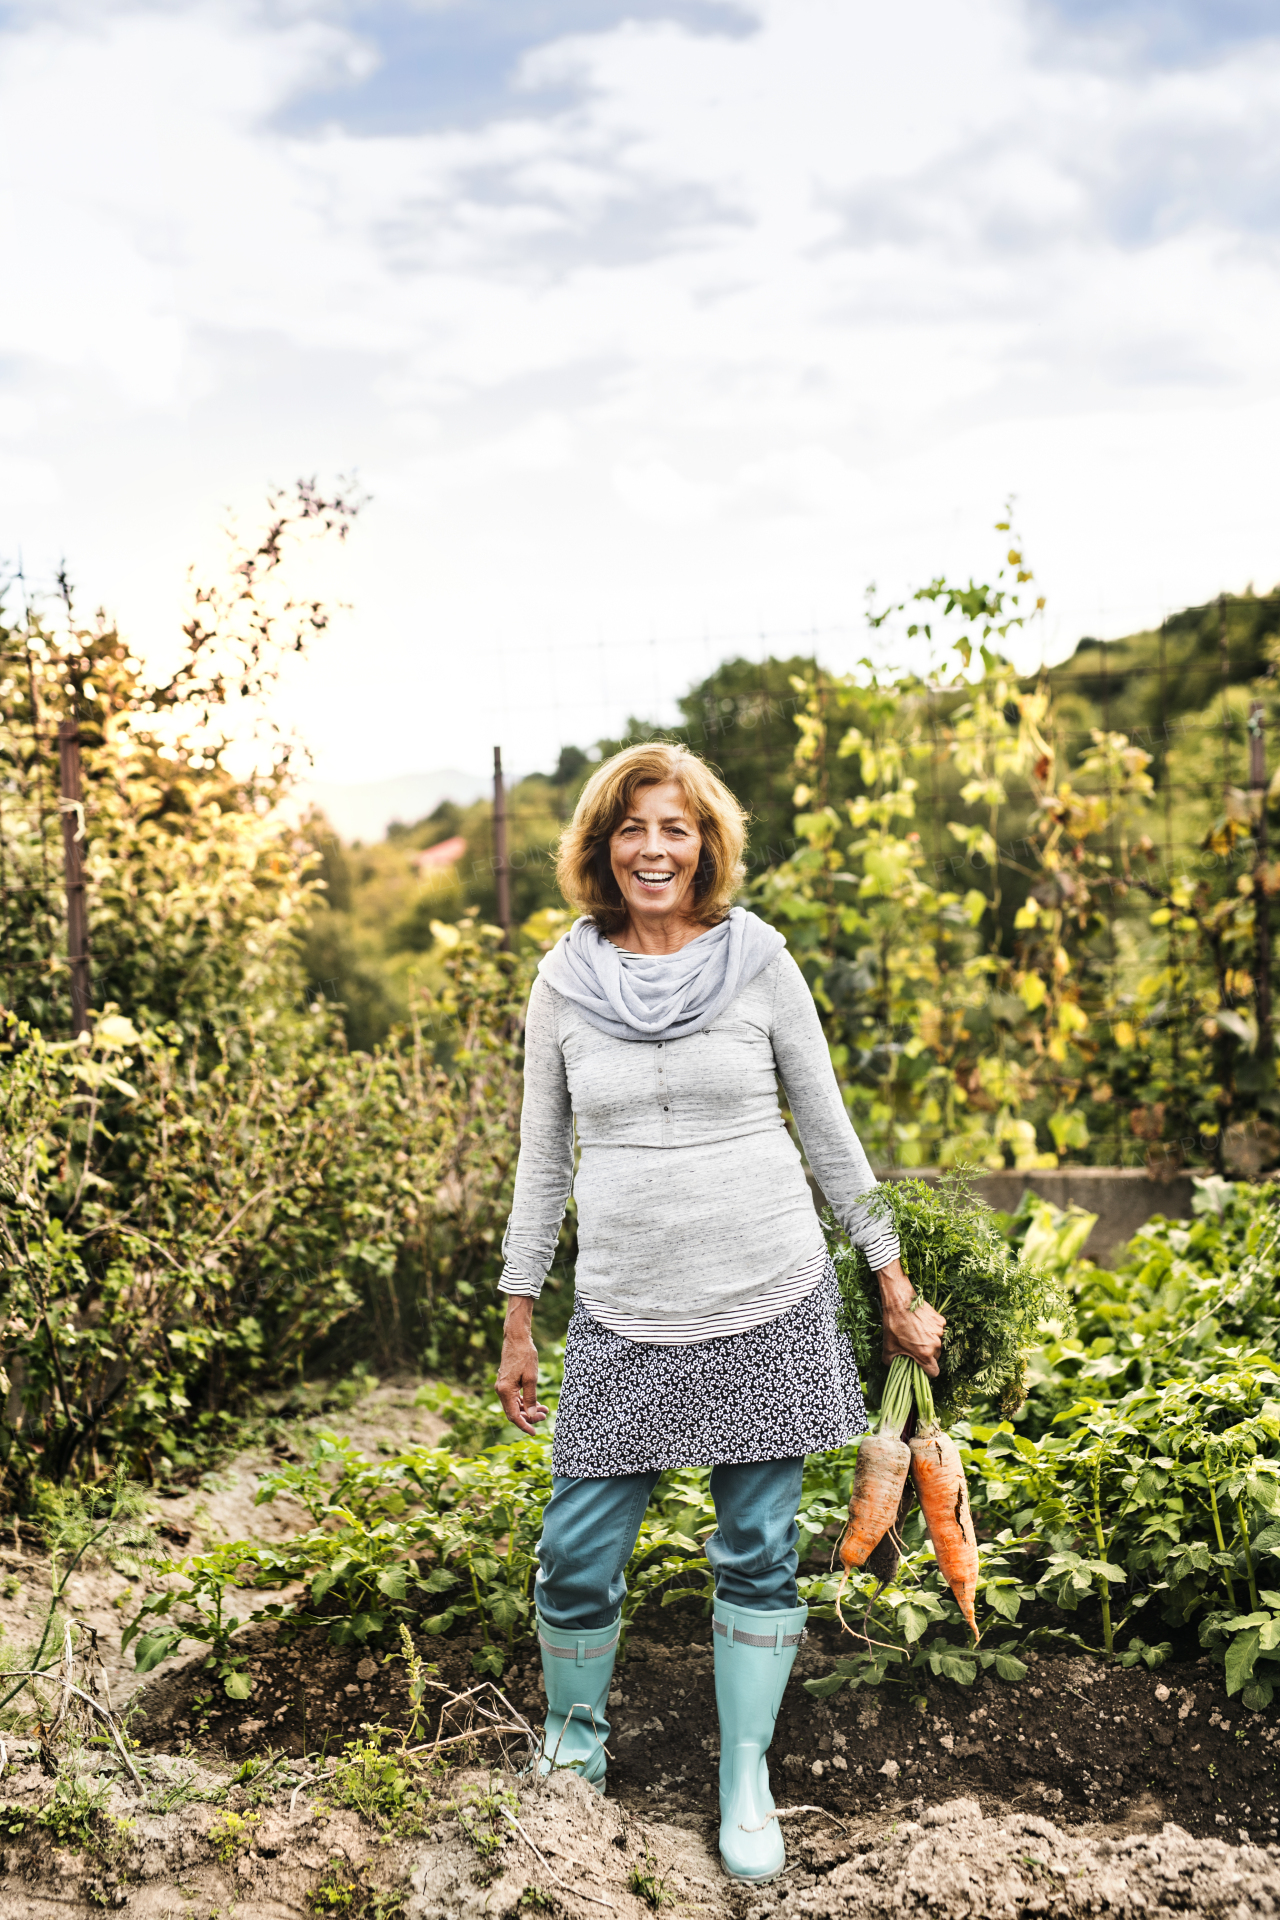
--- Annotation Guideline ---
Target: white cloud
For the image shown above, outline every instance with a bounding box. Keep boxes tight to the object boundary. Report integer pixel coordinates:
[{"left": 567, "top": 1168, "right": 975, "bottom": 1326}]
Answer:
[
  {"left": 613, "top": 455, "right": 719, "bottom": 524},
  {"left": 0, "top": 0, "right": 1278, "bottom": 782}
]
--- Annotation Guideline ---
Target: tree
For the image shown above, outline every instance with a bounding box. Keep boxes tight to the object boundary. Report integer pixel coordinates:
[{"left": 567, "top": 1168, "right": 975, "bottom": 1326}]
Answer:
[{"left": 0, "top": 480, "right": 362, "bottom": 1042}]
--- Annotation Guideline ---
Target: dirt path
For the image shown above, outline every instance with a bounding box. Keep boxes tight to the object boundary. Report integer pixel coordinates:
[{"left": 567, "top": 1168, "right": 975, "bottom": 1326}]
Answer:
[
  {"left": 0, "top": 1381, "right": 447, "bottom": 1705},
  {"left": 2, "top": 1751, "right": 1279, "bottom": 1919}
]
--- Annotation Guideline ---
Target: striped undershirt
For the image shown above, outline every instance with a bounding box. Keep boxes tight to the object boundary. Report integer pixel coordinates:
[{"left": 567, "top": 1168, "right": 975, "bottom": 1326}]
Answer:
[{"left": 500, "top": 1222, "right": 900, "bottom": 1346}]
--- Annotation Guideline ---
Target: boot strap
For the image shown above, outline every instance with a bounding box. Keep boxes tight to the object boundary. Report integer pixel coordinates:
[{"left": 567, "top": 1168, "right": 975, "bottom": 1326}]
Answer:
[
  {"left": 539, "top": 1631, "right": 619, "bottom": 1662},
  {"left": 713, "top": 1619, "right": 805, "bottom": 1650}
]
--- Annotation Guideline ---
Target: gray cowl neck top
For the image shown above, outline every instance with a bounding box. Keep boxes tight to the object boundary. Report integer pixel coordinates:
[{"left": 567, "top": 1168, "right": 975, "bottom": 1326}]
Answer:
[{"left": 538, "top": 905, "right": 785, "bottom": 1043}]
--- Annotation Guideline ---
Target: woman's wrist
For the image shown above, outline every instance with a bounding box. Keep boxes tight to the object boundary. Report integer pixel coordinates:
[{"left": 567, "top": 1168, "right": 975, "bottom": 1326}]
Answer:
[
  {"left": 874, "top": 1258, "right": 912, "bottom": 1301},
  {"left": 503, "top": 1294, "right": 536, "bottom": 1339}
]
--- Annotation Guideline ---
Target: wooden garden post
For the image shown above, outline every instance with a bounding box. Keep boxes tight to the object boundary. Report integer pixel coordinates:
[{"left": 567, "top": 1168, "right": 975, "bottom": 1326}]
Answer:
[
  {"left": 1249, "top": 699, "right": 1272, "bottom": 1059},
  {"left": 58, "top": 719, "right": 92, "bottom": 1037},
  {"left": 493, "top": 745, "right": 512, "bottom": 950}
]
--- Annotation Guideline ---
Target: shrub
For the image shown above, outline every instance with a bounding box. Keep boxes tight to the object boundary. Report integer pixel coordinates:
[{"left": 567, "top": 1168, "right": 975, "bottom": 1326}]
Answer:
[{"left": 0, "top": 491, "right": 545, "bottom": 1494}]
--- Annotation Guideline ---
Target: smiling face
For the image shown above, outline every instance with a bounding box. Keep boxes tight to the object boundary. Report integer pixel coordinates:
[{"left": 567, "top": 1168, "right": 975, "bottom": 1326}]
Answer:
[{"left": 607, "top": 780, "right": 703, "bottom": 939}]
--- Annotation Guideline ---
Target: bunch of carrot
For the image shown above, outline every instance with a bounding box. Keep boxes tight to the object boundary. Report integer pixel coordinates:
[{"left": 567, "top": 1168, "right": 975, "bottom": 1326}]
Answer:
[
  {"left": 839, "top": 1352, "right": 980, "bottom": 1641},
  {"left": 829, "top": 1174, "right": 1067, "bottom": 1645}
]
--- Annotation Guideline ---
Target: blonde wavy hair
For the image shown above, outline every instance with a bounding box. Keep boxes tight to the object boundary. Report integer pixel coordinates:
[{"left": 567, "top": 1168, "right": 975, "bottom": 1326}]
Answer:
[{"left": 556, "top": 743, "right": 748, "bottom": 937}]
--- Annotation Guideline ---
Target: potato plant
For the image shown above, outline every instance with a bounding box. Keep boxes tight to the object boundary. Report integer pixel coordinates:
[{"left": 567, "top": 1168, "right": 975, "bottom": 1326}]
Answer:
[
  {"left": 115, "top": 1182, "right": 1279, "bottom": 1710},
  {"left": 125, "top": 1421, "right": 725, "bottom": 1683}
]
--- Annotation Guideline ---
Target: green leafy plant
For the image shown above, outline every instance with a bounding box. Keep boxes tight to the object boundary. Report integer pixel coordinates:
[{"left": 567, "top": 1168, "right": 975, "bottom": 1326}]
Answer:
[
  {"left": 627, "top": 1851, "right": 674, "bottom": 1909},
  {"left": 803, "top": 1530, "right": 1034, "bottom": 1696},
  {"left": 257, "top": 1430, "right": 549, "bottom": 1666},
  {"left": 517, "top": 1887, "right": 556, "bottom": 1912},
  {"left": 0, "top": 492, "right": 552, "bottom": 1497},
  {"left": 455, "top": 1780, "right": 517, "bottom": 1880},
  {"left": 962, "top": 1350, "right": 1280, "bottom": 1664},
  {"left": 229, "top": 1753, "right": 293, "bottom": 1807},
  {"left": 0, "top": 1475, "right": 152, "bottom": 1723},
  {"left": 1025, "top": 1179, "right": 1280, "bottom": 1420},
  {"left": 127, "top": 1417, "right": 749, "bottom": 1678},
  {"left": 1117, "top": 1635, "right": 1173, "bottom": 1670},
  {"left": 122, "top": 1541, "right": 262, "bottom": 1699},
  {"left": 34, "top": 1776, "right": 110, "bottom": 1849},
  {"left": 752, "top": 537, "right": 1279, "bottom": 1177},
  {"left": 0, "top": 1776, "right": 136, "bottom": 1858},
  {"left": 395, "top": 1622, "right": 437, "bottom": 1746},
  {"left": 327, "top": 1735, "right": 434, "bottom": 1837},
  {"left": 308, "top": 1861, "right": 364, "bottom": 1915},
  {"left": 831, "top": 1171, "right": 1071, "bottom": 1423},
  {"left": 413, "top": 1383, "right": 513, "bottom": 1456},
  {"left": 208, "top": 1809, "right": 260, "bottom": 1865},
  {"left": 307, "top": 1858, "right": 407, "bottom": 1918},
  {"left": 0, "top": 1802, "right": 29, "bottom": 1841},
  {"left": 803, "top": 1177, "right": 1280, "bottom": 1699}
]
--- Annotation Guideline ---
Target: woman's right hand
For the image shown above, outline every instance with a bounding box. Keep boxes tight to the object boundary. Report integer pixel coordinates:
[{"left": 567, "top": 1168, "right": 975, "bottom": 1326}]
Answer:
[
  {"left": 495, "top": 1297, "right": 550, "bottom": 1436},
  {"left": 875, "top": 1260, "right": 946, "bottom": 1378}
]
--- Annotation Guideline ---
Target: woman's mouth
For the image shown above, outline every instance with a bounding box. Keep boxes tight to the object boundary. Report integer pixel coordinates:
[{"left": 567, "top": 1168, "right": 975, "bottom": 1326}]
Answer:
[{"left": 633, "top": 869, "right": 675, "bottom": 891}]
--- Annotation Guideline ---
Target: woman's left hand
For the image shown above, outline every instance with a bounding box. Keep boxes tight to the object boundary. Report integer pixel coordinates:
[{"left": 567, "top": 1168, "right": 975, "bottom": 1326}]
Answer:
[
  {"left": 495, "top": 1296, "right": 550, "bottom": 1435},
  {"left": 875, "top": 1260, "right": 946, "bottom": 1378}
]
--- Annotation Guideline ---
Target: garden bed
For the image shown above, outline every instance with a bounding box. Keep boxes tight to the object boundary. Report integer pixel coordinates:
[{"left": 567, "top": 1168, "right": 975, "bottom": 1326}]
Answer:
[{"left": 133, "top": 1602, "right": 1280, "bottom": 1846}]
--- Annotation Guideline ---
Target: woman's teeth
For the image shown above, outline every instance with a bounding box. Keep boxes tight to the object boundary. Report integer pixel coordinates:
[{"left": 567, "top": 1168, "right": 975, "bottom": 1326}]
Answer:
[{"left": 635, "top": 870, "right": 673, "bottom": 887}]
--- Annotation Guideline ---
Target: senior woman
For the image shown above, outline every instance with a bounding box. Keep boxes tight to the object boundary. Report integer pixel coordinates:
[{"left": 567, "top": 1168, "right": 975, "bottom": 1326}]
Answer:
[{"left": 495, "top": 743, "right": 943, "bottom": 1882}]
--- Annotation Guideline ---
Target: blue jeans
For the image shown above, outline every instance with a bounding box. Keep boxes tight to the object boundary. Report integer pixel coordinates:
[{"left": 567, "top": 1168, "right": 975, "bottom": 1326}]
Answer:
[{"left": 534, "top": 1458, "right": 805, "bottom": 1631}]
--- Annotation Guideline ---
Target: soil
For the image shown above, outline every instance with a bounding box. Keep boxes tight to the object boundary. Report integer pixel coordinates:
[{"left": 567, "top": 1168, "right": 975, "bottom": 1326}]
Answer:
[{"left": 135, "top": 1602, "right": 1280, "bottom": 1847}]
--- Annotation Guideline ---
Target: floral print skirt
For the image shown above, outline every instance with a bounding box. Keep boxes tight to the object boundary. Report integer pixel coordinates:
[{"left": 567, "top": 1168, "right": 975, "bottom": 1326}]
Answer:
[{"left": 550, "top": 1256, "right": 868, "bottom": 1478}]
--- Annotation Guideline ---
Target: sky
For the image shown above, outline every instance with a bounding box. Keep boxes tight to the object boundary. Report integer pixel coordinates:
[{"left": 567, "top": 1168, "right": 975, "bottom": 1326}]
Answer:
[{"left": 2, "top": 0, "right": 1279, "bottom": 791}]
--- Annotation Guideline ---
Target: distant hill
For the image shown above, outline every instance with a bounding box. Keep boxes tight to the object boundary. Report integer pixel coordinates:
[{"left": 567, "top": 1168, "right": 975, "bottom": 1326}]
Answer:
[
  {"left": 1043, "top": 588, "right": 1279, "bottom": 751},
  {"left": 301, "top": 769, "right": 490, "bottom": 845}
]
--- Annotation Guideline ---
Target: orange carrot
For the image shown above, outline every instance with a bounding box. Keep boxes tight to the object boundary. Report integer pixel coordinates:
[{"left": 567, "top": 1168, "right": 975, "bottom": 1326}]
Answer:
[
  {"left": 839, "top": 1430, "right": 911, "bottom": 1569},
  {"left": 864, "top": 1478, "right": 915, "bottom": 1586},
  {"left": 909, "top": 1426, "right": 980, "bottom": 1640}
]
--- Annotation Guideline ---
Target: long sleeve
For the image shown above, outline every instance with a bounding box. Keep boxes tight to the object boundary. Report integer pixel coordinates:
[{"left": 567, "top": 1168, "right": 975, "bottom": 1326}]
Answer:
[
  {"left": 768, "top": 952, "right": 901, "bottom": 1271},
  {"left": 499, "top": 976, "right": 574, "bottom": 1299}
]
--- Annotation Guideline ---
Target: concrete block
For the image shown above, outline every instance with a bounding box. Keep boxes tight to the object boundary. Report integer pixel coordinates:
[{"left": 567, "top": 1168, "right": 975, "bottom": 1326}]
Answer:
[{"left": 882, "top": 1167, "right": 1197, "bottom": 1269}]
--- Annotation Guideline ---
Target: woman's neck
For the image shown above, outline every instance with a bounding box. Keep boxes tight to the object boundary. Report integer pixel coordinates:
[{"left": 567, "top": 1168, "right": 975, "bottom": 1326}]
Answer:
[{"left": 611, "top": 913, "right": 709, "bottom": 956}]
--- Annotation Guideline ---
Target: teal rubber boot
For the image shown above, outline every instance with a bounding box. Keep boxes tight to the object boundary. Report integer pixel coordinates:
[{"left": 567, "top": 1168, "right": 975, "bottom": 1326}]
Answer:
[
  {"left": 534, "top": 1612, "right": 620, "bottom": 1792},
  {"left": 713, "top": 1599, "right": 807, "bottom": 1882}
]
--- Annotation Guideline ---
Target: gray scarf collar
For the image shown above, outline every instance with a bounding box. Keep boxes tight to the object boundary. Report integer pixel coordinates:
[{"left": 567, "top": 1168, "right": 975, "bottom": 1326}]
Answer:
[{"left": 538, "top": 905, "right": 785, "bottom": 1043}]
